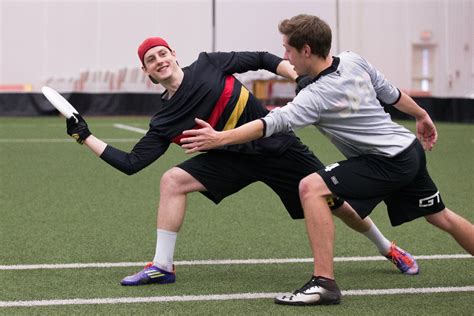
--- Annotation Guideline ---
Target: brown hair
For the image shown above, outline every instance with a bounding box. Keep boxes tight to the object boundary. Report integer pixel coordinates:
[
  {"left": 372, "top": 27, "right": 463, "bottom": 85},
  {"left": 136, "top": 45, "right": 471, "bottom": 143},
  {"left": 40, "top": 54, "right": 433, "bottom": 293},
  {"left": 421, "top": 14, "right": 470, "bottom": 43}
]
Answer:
[{"left": 278, "top": 14, "right": 332, "bottom": 58}]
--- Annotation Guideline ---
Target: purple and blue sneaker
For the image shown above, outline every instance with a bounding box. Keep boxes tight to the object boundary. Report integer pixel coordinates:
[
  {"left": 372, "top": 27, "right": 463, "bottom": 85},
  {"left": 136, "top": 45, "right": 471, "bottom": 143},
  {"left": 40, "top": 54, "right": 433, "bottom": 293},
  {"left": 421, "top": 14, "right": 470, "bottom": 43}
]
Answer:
[
  {"left": 385, "top": 242, "right": 419, "bottom": 275},
  {"left": 120, "top": 262, "right": 176, "bottom": 286}
]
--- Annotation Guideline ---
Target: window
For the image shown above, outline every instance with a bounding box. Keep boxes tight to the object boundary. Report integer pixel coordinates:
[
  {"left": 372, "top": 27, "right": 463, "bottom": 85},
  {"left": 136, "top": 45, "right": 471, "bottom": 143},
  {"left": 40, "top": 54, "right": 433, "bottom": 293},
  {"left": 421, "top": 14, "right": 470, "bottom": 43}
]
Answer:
[{"left": 412, "top": 43, "right": 436, "bottom": 94}]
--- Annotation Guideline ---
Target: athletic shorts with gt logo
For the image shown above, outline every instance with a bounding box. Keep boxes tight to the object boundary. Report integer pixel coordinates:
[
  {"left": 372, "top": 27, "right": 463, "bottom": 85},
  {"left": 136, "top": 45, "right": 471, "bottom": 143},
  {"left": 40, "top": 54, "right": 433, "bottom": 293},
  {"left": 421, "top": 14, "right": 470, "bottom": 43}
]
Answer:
[{"left": 317, "top": 140, "right": 445, "bottom": 226}]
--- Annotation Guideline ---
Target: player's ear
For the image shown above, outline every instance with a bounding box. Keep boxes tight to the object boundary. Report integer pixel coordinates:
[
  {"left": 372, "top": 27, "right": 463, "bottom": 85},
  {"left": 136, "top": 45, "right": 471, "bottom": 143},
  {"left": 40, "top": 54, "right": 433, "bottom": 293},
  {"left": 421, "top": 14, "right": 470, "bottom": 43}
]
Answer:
[
  {"left": 303, "top": 44, "right": 312, "bottom": 57},
  {"left": 171, "top": 50, "right": 180, "bottom": 66}
]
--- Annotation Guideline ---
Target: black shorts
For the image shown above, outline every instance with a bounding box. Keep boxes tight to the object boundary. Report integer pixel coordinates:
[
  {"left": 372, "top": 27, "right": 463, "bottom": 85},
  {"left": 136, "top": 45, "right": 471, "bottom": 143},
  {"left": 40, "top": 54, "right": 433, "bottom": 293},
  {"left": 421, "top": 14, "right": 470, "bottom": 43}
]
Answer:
[
  {"left": 177, "top": 140, "right": 342, "bottom": 219},
  {"left": 317, "top": 140, "right": 445, "bottom": 226}
]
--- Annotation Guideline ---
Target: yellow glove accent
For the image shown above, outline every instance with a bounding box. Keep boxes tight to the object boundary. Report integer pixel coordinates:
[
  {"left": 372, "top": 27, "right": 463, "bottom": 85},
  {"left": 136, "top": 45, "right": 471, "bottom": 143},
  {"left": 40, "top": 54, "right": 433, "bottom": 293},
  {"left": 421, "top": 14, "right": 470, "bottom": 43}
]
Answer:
[{"left": 71, "top": 133, "right": 84, "bottom": 145}]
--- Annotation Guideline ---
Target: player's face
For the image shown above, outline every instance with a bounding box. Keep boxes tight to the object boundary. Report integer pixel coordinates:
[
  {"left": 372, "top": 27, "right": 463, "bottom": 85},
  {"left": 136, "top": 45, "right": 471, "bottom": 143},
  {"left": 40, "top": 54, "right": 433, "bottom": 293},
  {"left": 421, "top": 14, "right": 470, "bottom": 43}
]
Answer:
[
  {"left": 283, "top": 35, "right": 307, "bottom": 76},
  {"left": 142, "top": 46, "right": 179, "bottom": 83}
]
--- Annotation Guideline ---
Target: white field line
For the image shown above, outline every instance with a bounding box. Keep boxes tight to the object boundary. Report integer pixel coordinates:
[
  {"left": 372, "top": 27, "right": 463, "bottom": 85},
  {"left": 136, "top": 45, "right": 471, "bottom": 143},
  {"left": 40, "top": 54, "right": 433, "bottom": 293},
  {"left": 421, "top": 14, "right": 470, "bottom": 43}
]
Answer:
[
  {"left": 0, "top": 254, "right": 471, "bottom": 271},
  {"left": 0, "top": 286, "right": 473, "bottom": 308},
  {"left": 0, "top": 138, "right": 138, "bottom": 143},
  {"left": 0, "top": 123, "right": 146, "bottom": 143},
  {"left": 113, "top": 123, "right": 147, "bottom": 134}
]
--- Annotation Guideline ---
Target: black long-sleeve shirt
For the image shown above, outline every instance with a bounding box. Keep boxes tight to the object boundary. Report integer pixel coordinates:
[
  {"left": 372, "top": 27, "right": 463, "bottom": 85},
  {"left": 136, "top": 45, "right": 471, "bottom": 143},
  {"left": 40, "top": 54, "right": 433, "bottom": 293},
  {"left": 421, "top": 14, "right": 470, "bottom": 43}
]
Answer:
[{"left": 101, "top": 51, "right": 297, "bottom": 175}]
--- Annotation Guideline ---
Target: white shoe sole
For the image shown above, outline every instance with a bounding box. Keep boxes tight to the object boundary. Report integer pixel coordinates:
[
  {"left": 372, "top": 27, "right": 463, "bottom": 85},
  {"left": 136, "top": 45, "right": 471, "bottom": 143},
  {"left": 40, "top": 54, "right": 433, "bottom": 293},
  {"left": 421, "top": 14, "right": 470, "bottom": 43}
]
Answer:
[{"left": 274, "top": 291, "right": 341, "bottom": 306}]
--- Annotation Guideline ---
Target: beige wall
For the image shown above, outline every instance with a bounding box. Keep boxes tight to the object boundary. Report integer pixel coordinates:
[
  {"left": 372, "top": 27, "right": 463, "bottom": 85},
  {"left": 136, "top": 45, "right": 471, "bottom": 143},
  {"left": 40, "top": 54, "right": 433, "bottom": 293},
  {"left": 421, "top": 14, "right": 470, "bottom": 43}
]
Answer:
[
  {"left": 1, "top": 0, "right": 472, "bottom": 96},
  {"left": 339, "top": 0, "right": 473, "bottom": 97}
]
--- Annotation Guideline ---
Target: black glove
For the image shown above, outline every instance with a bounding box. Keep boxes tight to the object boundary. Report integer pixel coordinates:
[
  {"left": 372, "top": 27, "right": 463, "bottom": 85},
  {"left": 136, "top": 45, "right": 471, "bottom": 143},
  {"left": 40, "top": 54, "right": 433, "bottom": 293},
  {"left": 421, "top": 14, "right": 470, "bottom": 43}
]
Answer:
[
  {"left": 295, "top": 75, "right": 313, "bottom": 95},
  {"left": 66, "top": 114, "right": 91, "bottom": 144}
]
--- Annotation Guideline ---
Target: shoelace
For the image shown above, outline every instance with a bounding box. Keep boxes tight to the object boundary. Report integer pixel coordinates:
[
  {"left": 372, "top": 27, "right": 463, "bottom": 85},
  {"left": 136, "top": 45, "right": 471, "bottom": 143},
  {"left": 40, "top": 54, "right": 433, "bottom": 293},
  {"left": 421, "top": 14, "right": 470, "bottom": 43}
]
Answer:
[
  {"left": 294, "top": 276, "right": 328, "bottom": 294},
  {"left": 143, "top": 262, "right": 154, "bottom": 270},
  {"left": 126, "top": 262, "right": 154, "bottom": 278},
  {"left": 143, "top": 262, "right": 176, "bottom": 274},
  {"left": 388, "top": 243, "right": 413, "bottom": 266}
]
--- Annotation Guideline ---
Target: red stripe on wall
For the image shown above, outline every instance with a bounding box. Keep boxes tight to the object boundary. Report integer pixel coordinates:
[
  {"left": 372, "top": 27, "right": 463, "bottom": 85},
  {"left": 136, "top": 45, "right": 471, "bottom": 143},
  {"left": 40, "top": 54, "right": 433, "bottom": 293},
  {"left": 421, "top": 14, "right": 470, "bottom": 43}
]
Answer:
[{"left": 171, "top": 75, "right": 235, "bottom": 144}]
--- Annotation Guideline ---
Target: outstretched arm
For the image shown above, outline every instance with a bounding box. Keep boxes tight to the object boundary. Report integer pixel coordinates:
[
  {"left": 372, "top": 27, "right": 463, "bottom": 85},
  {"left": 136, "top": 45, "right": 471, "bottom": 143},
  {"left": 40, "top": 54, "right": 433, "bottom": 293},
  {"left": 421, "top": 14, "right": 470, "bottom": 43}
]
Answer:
[
  {"left": 392, "top": 91, "right": 437, "bottom": 151},
  {"left": 84, "top": 135, "right": 107, "bottom": 156},
  {"left": 66, "top": 116, "right": 169, "bottom": 175},
  {"left": 276, "top": 60, "right": 298, "bottom": 81},
  {"left": 181, "top": 118, "right": 264, "bottom": 154},
  {"left": 66, "top": 115, "right": 108, "bottom": 156}
]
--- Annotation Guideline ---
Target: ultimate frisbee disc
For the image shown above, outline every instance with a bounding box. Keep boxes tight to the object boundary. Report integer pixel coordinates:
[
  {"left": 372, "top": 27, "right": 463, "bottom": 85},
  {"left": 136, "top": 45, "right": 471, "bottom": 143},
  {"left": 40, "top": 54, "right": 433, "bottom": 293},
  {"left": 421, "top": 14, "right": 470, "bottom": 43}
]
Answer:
[{"left": 41, "top": 86, "right": 79, "bottom": 122}]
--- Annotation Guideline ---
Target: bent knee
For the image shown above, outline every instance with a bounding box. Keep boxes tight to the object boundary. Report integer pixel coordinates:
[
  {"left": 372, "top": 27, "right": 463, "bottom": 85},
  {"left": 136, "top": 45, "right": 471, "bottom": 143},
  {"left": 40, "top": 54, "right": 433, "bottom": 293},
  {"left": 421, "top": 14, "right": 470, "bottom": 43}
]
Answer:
[
  {"left": 160, "top": 167, "right": 205, "bottom": 195},
  {"left": 299, "top": 173, "right": 330, "bottom": 200},
  {"left": 160, "top": 168, "right": 190, "bottom": 193}
]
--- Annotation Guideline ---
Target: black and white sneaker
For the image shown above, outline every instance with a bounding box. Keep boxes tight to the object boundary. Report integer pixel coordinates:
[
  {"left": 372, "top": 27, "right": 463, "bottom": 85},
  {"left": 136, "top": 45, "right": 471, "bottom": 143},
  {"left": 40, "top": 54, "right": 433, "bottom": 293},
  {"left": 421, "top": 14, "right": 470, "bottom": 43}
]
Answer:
[{"left": 274, "top": 276, "right": 342, "bottom": 306}]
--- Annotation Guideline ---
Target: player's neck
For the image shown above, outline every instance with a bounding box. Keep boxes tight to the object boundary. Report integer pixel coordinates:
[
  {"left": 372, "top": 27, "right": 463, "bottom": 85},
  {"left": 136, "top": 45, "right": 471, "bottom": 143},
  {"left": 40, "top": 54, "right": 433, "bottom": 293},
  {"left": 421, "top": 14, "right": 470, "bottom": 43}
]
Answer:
[
  {"left": 309, "top": 56, "right": 333, "bottom": 77},
  {"left": 162, "top": 68, "right": 184, "bottom": 99}
]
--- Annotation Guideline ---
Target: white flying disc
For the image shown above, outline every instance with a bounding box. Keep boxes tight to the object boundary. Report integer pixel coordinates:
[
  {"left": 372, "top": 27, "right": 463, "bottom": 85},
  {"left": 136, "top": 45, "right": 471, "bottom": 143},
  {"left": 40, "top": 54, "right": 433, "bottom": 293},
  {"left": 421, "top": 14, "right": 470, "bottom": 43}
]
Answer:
[{"left": 41, "top": 86, "right": 79, "bottom": 123}]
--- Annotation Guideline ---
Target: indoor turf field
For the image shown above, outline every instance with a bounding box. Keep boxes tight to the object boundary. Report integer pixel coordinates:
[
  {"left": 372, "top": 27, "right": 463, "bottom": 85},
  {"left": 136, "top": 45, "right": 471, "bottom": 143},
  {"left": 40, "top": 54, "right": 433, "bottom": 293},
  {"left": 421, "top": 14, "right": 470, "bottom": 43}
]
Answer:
[{"left": 0, "top": 117, "right": 472, "bottom": 315}]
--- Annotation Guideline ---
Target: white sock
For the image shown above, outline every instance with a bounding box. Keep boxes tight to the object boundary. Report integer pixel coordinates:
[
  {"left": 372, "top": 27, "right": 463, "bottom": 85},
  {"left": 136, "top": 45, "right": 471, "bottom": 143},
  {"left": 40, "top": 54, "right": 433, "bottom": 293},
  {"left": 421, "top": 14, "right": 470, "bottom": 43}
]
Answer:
[
  {"left": 152, "top": 229, "right": 177, "bottom": 272},
  {"left": 362, "top": 224, "right": 392, "bottom": 255}
]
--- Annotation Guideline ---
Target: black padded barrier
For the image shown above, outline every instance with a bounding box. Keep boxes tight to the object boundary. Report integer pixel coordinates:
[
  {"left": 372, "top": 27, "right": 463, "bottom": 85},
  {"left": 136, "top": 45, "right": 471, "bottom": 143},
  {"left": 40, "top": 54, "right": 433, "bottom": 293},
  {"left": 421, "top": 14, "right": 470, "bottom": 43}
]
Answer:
[
  {"left": 0, "top": 92, "right": 162, "bottom": 116},
  {"left": 383, "top": 97, "right": 474, "bottom": 123},
  {"left": 0, "top": 93, "right": 473, "bottom": 123}
]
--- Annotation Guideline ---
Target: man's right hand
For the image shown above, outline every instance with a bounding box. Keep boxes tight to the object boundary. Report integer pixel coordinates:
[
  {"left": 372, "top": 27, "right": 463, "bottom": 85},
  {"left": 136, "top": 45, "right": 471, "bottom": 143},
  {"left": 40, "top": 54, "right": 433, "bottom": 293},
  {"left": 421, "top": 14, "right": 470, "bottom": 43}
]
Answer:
[
  {"left": 415, "top": 113, "right": 437, "bottom": 151},
  {"left": 66, "top": 114, "right": 91, "bottom": 144}
]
